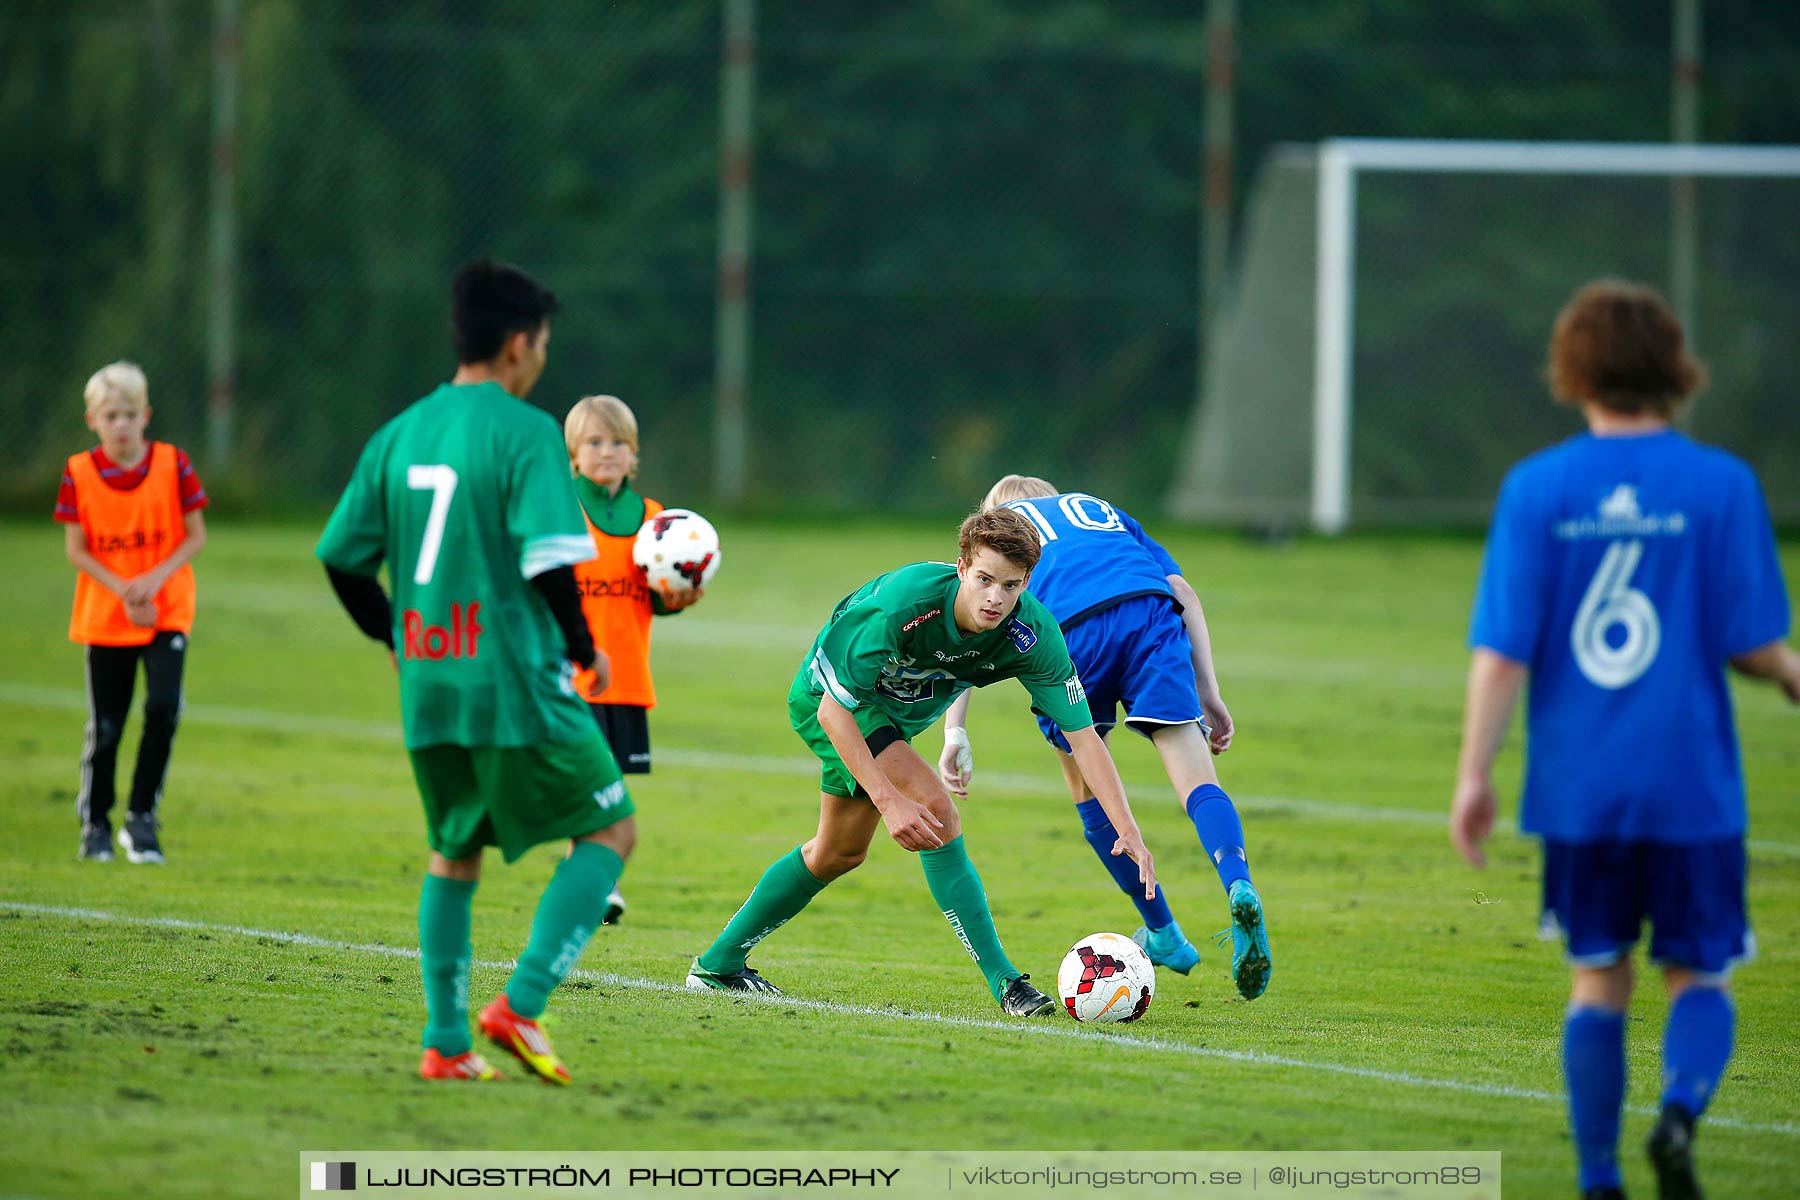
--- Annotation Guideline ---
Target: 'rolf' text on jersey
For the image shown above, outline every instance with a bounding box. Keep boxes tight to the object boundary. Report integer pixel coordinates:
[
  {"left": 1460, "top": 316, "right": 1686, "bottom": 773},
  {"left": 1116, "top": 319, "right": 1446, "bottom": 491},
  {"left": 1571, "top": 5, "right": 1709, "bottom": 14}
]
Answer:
[{"left": 402, "top": 602, "right": 484, "bottom": 660}]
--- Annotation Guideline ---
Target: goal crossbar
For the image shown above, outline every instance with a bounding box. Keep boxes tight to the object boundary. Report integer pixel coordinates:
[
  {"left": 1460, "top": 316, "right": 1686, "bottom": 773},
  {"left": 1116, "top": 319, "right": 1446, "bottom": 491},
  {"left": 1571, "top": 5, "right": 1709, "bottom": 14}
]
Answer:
[{"left": 1310, "top": 139, "right": 1800, "bottom": 533}]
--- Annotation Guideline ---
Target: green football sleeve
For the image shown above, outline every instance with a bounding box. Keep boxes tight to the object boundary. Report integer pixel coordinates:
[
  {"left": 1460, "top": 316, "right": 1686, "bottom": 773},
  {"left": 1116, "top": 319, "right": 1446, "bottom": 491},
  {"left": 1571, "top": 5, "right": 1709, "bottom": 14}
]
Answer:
[
  {"left": 811, "top": 602, "right": 895, "bottom": 710},
  {"left": 316, "top": 438, "right": 388, "bottom": 576},
  {"left": 1017, "top": 625, "right": 1094, "bottom": 733},
  {"left": 506, "top": 417, "right": 597, "bottom": 580}
]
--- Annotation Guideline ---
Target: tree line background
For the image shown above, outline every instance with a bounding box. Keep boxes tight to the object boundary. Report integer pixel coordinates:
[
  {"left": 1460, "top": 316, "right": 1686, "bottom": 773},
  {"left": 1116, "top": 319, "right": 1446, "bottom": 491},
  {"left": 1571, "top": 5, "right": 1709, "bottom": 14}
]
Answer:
[{"left": 3, "top": 0, "right": 1797, "bottom": 519}]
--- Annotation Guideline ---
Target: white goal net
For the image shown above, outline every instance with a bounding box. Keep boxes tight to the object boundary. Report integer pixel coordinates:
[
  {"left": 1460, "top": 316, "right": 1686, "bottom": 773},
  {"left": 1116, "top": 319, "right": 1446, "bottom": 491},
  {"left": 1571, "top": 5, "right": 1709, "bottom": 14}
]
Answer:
[{"left": 1168, "top": 139, "right": 1800, "bottom": 531}]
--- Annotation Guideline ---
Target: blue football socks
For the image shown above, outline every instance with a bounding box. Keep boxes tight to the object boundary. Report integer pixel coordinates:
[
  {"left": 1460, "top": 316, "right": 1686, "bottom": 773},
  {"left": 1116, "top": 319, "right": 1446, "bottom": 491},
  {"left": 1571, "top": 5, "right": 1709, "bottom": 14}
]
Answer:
[
  {"left": 1185, "top": 784, "right": 1251, "bottom": 891},
  {"left": 1564, "top": 1006, "right": 1627, "bottom": 1192},
  {"left": 1076, "top": 798, "right": 1173, "bottom": 928},
  {"left": 1661, "top": 985, "right": 1734, "bottom": 1119}
]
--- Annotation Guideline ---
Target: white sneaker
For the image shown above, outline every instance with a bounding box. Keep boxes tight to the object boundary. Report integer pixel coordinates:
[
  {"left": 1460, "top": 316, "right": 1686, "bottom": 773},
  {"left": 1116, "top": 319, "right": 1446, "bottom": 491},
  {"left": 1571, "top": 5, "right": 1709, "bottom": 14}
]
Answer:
[{"left": 118, "top": 813, "right": 166, "bottom": 865}]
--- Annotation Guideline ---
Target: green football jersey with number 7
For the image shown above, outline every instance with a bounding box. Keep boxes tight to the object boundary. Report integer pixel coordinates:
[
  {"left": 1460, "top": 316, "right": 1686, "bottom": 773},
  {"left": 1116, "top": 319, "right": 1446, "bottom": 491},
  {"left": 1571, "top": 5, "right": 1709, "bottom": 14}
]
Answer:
[{"left": 316, "top": 381, "right": 598, "bottom": 748}]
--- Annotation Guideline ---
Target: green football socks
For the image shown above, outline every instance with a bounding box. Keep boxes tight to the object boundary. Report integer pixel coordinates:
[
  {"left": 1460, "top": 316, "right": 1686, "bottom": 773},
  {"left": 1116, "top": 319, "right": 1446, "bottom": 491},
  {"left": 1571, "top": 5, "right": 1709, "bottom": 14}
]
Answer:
[
  {"left": 505, "top": 841, "right": 624, "bottom": 1019},
  {"left": 418, "top": 873, "right": 477, "bottom": 1055},
  {"left": 920, "top": 835, "right": 1019, "bottom": 1003},
  {"left": 698, "top": 846, "right": 826, "bottom": 974}
]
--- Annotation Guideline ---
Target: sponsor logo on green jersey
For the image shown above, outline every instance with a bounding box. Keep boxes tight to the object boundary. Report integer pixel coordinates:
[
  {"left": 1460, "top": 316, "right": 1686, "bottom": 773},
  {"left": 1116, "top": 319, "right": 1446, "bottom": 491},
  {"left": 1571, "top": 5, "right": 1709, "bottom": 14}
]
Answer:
[{"left": 402, "top": 602, "right": 484, "bottom": 661}]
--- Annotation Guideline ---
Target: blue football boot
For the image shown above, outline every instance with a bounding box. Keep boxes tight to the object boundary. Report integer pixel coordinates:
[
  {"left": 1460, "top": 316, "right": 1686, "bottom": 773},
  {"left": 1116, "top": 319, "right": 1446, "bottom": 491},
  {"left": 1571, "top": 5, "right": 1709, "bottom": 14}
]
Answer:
[
  {"left": 1226, "top": 879, "right": 1272, "bottom": 1000},
  {"left": 1133, "top": 919, "right": 1201, "bottom": 975}
]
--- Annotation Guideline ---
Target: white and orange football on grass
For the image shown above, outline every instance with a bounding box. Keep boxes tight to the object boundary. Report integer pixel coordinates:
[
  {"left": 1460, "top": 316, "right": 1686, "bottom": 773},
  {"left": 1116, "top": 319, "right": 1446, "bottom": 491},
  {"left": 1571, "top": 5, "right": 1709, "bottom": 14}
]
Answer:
[{"left": 1057, "top": 931, "right": 1155, "bottom": 1023}]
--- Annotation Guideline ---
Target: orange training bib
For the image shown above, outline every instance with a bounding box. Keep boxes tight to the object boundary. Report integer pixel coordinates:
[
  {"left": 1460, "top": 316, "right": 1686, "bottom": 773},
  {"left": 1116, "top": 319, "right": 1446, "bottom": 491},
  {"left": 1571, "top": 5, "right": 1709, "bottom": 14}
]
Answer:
[
  {"left": 572, "top": 496, "right": 663, "bottom": 706},
  {"left": 67, "top": 443, "right": 196, "bottom": 646}
]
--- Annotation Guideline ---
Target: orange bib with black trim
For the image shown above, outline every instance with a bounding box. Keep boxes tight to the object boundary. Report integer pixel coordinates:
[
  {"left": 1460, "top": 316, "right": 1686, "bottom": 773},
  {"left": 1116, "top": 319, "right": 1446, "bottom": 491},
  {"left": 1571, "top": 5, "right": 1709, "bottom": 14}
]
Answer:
[
  {"left": 572, "top": 496, "right": 663, "bottom": 706},
  {"left": 67, "top": 442, "right": 196, "bottom": 646}
]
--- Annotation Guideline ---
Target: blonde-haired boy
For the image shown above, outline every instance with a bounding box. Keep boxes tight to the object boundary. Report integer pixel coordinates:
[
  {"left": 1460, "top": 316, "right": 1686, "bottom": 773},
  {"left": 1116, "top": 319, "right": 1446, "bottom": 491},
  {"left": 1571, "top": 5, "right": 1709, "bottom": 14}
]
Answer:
[
  {"left": 564, "top": 394, "right": 701, "bottom": 924},
  {"left": 981, "top": 473, "right": 1056, "bottom": 509},
  {"left": 56, "top": 361, "right": 209, "bottom": 863}
]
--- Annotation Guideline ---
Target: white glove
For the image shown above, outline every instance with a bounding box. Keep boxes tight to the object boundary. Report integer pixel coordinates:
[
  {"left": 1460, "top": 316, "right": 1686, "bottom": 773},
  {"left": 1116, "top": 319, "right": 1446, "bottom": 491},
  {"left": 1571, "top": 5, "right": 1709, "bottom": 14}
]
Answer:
[{"left": 940, "top": 726, "right": 974, "bottom": 796}]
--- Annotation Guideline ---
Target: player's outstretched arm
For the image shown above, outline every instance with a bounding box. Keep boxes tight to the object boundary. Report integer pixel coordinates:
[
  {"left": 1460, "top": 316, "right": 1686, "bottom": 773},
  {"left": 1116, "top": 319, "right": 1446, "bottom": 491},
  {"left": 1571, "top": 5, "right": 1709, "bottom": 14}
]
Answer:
[
  {"left": 1064, "top": 726, "right": 1156, "bottom": 898},
  {"left": 817, "top": 692, "right": 945, "bottom": 852},
  {"left": 938, "top": 691, "right": 974, "bottom": 796},
  {"left": 1450, "top": 648, "right": 1527, "bottom": 868},
  {"left": 1729, "top": 638, "right": 1800, "bottom": 704},
  {"left": 1168, "top": 574, "right": 1232, "bottom": 754}
]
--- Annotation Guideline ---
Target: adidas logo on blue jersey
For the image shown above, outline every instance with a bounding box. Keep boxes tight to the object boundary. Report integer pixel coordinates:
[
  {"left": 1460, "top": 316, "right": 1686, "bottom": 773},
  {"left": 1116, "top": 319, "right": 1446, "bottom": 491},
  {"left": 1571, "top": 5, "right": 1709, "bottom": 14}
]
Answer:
[{"left": 1598, "top": 483, "right": 1641, "bottom": 521}]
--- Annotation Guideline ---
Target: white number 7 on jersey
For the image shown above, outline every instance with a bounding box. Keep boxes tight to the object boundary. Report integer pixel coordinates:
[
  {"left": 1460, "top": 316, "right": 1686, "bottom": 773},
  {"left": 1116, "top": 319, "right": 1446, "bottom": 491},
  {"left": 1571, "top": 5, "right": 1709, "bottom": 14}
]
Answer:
[
  {"left": 406, "top": 464, "right": 458, "bottom": 585},
  {"left": 1571, "top": 538, "right": 1661, "bottom": 689}
]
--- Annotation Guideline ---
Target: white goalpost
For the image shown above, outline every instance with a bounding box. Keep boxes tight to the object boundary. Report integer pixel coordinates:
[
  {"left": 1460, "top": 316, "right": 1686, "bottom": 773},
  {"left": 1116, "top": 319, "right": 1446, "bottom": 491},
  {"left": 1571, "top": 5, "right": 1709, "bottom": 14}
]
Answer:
[
  {"left": 1170, "top": 138, "right": 1800, "bottom": 533},
  {"left": 1311, "top": 139, "right": 1800, "bottom": 534}
]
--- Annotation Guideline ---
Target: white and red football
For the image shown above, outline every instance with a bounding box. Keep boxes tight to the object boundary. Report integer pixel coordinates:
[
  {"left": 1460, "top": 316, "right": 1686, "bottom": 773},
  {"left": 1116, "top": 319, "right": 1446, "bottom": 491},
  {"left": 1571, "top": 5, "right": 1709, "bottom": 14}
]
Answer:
[{"left": 1056, "top": 931, "right": 1155, "bottom": 1023}]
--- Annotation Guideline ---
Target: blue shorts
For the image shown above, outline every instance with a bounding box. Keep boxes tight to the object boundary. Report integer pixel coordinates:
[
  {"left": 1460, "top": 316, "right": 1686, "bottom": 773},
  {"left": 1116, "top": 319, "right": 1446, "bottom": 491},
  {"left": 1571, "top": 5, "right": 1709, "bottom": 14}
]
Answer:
[
  {"left": 1038, "top": 594, "right": 1204, "bottom": 753},
  {"left": 1539, "top": 838, "right": 1753, "bottom": 978}
]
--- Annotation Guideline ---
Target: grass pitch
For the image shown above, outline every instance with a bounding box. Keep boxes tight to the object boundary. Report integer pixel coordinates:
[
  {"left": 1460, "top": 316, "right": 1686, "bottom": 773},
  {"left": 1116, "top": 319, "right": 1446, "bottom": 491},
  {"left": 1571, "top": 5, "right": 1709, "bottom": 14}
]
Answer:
[{"left": 1, "top": 517, "right": 1796, "bottom": 1198}]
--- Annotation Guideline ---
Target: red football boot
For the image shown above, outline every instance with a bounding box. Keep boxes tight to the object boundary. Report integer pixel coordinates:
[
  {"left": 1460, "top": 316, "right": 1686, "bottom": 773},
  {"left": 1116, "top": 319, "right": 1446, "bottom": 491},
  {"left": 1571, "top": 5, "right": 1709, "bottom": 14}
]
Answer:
[
  {"left": 418, "top": 1048, "right": 502, "bottom": 1081},
  {"left": 477, "top": 993, "right": 570, "bottom": 1085}
]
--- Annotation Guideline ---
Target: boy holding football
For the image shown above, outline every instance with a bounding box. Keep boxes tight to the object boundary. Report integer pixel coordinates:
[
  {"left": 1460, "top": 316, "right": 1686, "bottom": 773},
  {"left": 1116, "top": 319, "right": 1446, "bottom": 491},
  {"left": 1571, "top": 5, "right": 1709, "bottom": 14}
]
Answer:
[
  {"left": 563, "top": 393, "right": 700, "bottom": 924},
  {"left": 685, "top": 505, "right": 1157, "bottom": 1016}
]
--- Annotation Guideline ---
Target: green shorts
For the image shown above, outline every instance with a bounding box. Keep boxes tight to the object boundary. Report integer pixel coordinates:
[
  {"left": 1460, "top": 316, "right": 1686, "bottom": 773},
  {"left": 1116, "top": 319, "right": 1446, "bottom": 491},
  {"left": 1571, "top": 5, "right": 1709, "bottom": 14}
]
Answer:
[
  {"left": 408, "top": 734, "right": 634, "bottom": 864},
  {"left": 787, "top": 684, "right": 909, "bottom": 798}
]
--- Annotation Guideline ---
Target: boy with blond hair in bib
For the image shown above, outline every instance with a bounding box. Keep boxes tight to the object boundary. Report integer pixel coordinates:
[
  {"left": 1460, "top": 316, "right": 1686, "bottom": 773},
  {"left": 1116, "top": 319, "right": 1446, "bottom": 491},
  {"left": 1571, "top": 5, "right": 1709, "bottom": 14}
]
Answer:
[
  {"left": 57, "top": 361, "right": 209, "bottom": 864},
  {"left": 563, "top": 394, "right": 701, "bottom": 924}
]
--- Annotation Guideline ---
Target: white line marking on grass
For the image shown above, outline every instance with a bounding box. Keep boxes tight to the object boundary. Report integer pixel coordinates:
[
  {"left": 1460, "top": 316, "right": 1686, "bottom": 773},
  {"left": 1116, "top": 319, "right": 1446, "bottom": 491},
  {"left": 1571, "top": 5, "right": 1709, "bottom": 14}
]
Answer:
[
  {"left": 0, "top": 682, "right": 404, "bottom": 744},
  {"left": 4, "top": 681, "right": 1798, "bottom": 859},
  {"left": 5, "top": 900, "right": 1795, "bottom": 1139}
]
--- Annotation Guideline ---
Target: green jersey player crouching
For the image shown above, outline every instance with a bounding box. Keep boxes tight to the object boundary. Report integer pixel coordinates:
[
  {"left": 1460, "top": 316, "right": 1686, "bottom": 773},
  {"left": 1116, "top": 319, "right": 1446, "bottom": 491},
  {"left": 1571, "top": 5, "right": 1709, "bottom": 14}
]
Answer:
[{"left": 686, "top": 506, "right": 1157, "bottom": 1015}]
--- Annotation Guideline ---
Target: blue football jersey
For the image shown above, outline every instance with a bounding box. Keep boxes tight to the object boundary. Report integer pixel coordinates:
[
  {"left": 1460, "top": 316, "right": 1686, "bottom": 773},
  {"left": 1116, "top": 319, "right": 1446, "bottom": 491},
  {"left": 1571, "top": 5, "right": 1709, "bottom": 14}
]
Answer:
[
  {"left": 1469, "top": 430, "right": 1790, "bottom": 843},
  {"left": 1002, "top": 492, "right": 1181, "bottom": 627}
]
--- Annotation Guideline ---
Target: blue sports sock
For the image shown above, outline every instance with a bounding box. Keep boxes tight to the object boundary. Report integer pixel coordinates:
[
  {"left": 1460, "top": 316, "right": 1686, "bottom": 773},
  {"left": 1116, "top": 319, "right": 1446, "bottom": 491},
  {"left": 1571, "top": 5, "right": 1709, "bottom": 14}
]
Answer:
[
  {"left": 1564, "top": 1006, "right": 1627, "bottom": 1192},
  {"left": 1076, "top": 798, "right": 1174, "bottom": 929},
  {"left": 1185, "top": 784, "right": 1250, "bottom": 891},
  {"left": 1661, "top": 986, "right": 1735, "bottom": 1119}
]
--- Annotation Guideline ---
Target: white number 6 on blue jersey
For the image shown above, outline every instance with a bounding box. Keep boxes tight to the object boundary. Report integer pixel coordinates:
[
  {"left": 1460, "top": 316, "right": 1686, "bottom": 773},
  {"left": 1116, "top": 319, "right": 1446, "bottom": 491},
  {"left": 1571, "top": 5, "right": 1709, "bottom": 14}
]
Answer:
[{"left": 1571, "top": 539, "right": 1661, "bottom": 689}]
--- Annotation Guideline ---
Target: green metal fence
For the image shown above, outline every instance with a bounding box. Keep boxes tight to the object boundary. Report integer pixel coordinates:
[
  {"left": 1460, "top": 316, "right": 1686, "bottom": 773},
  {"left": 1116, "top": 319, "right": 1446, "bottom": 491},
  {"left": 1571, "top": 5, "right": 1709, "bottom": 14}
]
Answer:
[{"left": 6, "top": 2, "right": 1797, "bottom": 520}]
